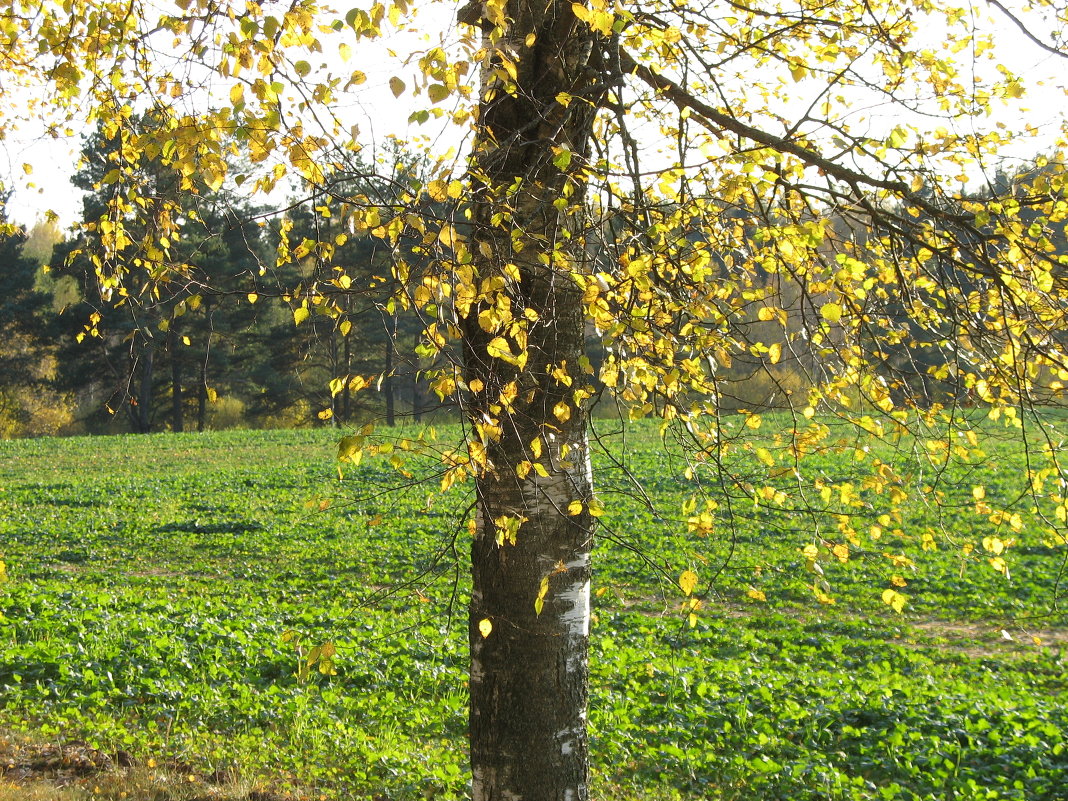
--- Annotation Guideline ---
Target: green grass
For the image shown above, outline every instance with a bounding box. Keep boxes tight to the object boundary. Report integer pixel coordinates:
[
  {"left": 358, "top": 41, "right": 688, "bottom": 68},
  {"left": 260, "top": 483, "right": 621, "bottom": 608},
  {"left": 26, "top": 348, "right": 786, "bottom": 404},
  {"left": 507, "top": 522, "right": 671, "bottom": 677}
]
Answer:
[{"left": 0, "top": 420, "right": 1065, "bottom": 799}]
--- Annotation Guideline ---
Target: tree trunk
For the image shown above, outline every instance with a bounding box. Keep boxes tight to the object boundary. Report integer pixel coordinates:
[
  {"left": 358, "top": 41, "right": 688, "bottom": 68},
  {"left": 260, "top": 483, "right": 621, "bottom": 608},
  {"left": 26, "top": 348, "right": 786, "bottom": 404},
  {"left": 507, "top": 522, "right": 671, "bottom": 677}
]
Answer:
[
  {"left": 411, "top": 366, "right": 422, "bottom": 423},
  {"left": 341, "top": 314, "right": 352, "bottom": 423},
  {"left": 197, "top": 305, "right": 213, "bottom": 432},
  {"left": 135, "top": 338, "right": 154, "bottom": 433},
  {"left": 466, "top": 349, "right": 595, "bottom": 801},
  {"left": 197, "top": 334, "right": 210, "bottom": 433},
  {"left": 463, "top": 3, "right": 602, "bottom": 799},
  {"left": 384, "top": 317, "right": 396, "bottom": 427},
  {"left": 169, "top": 325, "right": 184, "bottom": 432}
]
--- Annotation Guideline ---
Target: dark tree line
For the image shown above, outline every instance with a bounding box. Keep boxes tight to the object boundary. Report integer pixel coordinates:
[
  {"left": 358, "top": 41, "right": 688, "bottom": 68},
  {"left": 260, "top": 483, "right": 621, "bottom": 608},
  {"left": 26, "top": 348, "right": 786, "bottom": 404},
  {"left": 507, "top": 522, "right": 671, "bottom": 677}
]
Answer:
[
  {"left": 0, "top": 123, "right": 443, "bottom": 437},
  {"left": 2, "top": 119, "right": 1064, "bottom": 438}
]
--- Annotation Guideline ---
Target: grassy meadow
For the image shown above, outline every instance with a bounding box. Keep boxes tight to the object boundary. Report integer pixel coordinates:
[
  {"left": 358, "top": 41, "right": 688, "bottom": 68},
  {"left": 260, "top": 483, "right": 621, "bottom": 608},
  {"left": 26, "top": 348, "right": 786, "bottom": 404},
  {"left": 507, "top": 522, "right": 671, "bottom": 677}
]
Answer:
[{"left": 0, "top": 418, "right": 1066, "bottom": 800}]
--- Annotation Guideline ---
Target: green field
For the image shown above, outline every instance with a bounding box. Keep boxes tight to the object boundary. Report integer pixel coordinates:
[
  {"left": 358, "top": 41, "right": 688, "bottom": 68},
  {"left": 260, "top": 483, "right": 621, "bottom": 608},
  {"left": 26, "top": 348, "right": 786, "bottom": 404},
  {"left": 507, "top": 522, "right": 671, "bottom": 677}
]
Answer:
[{"left": 0, "top": 421, "right": 1066, "bottom": 800}]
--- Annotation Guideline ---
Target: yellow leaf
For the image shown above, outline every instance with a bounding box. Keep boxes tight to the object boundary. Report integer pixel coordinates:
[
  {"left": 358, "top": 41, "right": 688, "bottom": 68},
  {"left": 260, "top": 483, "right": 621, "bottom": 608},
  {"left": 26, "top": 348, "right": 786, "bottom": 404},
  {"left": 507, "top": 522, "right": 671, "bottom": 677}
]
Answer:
[
  {"left": 746, "top": 588, "right": 766, "bottom": 602},
  {"left": 802, "top": 544, "right": 819, "bottom": 561},
  {"left": 567, "top": 500, "right": 583, "bottom": 516},
  {"left": 600, "top": 361, "right": 619, "bottom": 387},
  {"left": 293, "top": 306, "right": 309, "bottom": 325},
  {"left": 1004, "top": 81, "right": 1025, "bottom": 99},
  {"left": 478, "top": 618, "right": 492, "bottom": 638},
  {"left": 469, "top": 440, "right": 488, "bottom": 467},
  {"left": 337, "top": 435, "right": 363, "bottom": 462},
  {"left": 317, "top": 408, "right": 333, "bottom": 420},
  {"left": 972, "top": 486, "right": 986, "bottom": 501},
  {"left": 389, "top": 76, "right": 405, "bottom": 97},
  {"left": 503, "top": 262, "right": 521, "bottom": 282},
  {"left": 982, "top": 536, "right": 1004, "bottom": 555},
  {"left": 438, "top": 224, "right": 461, "bottom": 250},
  {"left": 679, "top": 569, "right": 698, "bottom": 596},
  {"left": 820, "top": 302, "right": 843, "bottom": 323},
  {"left": 203, "top": 168, "right": 224, "bottom": 192},
  {"left": 426, "top": 180, "right": 447, "bottom": 201},
  {"left": 486, "top": 336, "right": 511, "bottom": 360},
  {"left": 246, "top": 292, "right": 258, "bottom": 304},
  {"left": 813, "top": 584, "right": 836, "bottom": 605},
  {"left": 768, "top": 342, "right": 782, "bottom": 364},
  {"left": 230, "top": 83, "right": 244, "bottom": 105},
  {"left": 553, "top": 401, "right": 571, "bottom": 422},
  {"left": 881, "top": 588, "right": 907, "bottom": 613}
]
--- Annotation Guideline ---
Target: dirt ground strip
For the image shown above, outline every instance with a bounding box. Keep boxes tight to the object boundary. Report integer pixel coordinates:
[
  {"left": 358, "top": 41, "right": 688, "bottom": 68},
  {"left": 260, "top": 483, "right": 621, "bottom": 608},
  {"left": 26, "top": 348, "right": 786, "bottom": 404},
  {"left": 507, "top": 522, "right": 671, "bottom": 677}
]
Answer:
[
  {"left": 905, "top": 617, "right": 1068, "bottom": 656},
  {"left": 0, "top": 734, "right": 306, "bottom": 801}
]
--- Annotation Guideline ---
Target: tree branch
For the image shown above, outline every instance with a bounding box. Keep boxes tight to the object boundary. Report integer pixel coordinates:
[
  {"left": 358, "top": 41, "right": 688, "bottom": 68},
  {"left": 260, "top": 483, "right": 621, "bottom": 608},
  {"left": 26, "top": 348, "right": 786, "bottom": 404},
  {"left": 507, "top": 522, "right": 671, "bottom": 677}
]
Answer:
[
  {"left": 985, "top": 0, "right": 1068, "bottom": 60},
  {"left": 615, "top": 47, "right": 974, "bottom": 224}
]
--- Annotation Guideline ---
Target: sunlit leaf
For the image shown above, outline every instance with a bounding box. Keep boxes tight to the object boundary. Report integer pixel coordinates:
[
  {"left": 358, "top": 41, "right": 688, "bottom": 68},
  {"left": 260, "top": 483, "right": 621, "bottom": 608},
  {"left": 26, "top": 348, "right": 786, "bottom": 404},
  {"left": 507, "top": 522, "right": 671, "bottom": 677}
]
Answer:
[
  {"left": 678, "top": 570, "right": 698, "bottom": 596},
  {"left": 881, "top": 589, "right": 907, "bottom": 613}
]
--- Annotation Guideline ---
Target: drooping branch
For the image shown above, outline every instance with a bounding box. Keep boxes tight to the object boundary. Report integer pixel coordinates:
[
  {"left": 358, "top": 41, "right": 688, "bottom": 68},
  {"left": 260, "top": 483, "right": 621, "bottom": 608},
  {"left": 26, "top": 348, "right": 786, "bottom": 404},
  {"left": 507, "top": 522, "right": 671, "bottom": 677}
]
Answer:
[
  {"left": 985, "top": 0, "right": 1068, "bottom": 60},
  {"left": 614, "top": 47, "right": 975, "bottom": 225}
]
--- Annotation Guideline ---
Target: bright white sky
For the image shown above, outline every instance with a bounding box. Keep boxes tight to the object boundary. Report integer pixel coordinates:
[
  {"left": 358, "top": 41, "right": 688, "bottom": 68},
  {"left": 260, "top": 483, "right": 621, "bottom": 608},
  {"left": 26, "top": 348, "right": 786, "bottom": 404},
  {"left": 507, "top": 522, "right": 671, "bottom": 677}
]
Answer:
[
  {"left": 1, "top": 0, "right": 466, "bottom": 228},
  {"left": 1, "top": 0, "right": 1064, "bottom": 230}
]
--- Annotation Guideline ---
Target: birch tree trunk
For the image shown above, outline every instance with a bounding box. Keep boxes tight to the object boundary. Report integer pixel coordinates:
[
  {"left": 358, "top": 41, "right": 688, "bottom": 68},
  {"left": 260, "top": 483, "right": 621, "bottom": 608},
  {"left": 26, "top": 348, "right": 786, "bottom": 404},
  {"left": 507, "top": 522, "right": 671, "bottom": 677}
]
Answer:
[{"left": 462, "top": 3, "right": 603, "bottom": 799}]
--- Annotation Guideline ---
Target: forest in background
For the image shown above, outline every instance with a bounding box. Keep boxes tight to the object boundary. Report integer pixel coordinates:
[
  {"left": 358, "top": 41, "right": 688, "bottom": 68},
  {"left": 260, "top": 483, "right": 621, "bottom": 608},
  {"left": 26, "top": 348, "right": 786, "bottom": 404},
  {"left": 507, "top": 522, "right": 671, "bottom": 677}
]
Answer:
[
  {"left": 2, "top": 120, "right": 1065, "bottom": 438},
  {"left": 1, "top": 122, "right": 450, "bottom": 437}
]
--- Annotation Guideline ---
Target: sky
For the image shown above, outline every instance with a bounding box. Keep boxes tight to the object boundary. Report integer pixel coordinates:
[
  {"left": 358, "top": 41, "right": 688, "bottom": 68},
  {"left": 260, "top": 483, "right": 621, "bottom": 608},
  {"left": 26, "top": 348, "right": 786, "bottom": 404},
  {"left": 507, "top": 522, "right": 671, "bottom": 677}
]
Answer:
[
  {"left": 1, "top": 0, "right": 466, "bottom": 229},
  {"left": 1, "top": 0, "right": 1064, "bottom": 231}
]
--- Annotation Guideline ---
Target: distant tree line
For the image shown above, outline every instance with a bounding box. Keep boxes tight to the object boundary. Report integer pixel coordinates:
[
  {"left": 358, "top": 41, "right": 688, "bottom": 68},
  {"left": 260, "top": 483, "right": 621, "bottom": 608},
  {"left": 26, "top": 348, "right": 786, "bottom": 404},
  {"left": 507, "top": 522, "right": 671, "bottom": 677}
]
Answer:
[
  {"left": 0, "top": 121, "right": 446, "bottom": 437},
  {"left": 1, "top": 124, "right": 1064, "bottom": 437}
]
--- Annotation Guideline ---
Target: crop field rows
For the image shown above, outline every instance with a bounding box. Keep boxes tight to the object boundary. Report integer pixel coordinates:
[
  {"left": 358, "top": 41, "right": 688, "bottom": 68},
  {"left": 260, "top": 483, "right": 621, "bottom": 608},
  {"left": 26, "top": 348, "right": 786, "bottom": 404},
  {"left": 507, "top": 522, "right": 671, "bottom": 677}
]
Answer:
[{"left": 0, "top": 422, "right": 1066, "bottom": 800}]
